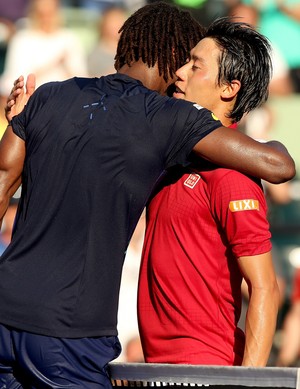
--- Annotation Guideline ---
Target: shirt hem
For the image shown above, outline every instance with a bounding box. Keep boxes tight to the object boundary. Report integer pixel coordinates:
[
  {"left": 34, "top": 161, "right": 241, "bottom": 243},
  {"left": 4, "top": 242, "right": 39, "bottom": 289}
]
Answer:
[{"left": 0, "top": 318, "right": 117, "bottom": 339}]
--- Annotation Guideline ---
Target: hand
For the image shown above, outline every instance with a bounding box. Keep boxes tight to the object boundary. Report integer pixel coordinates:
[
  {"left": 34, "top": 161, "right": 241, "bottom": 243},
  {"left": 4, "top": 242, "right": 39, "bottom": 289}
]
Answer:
[{"left": 5, "top": 74, "right": 36, "bottom": 123}]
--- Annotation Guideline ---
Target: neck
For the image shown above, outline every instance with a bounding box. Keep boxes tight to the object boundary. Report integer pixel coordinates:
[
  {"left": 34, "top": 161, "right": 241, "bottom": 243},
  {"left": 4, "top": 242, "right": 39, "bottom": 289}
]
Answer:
[
  {"left": 212, "top": 104, "right": 234, "bottom": 128},
  {"left": 118, "top": 61, "right": 167, "bottom": 94}
]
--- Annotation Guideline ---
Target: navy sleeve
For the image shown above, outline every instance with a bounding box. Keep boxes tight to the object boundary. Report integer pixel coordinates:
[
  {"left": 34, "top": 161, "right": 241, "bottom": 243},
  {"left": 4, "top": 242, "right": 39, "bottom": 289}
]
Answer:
[
  {"left": 146, "top": 95, "right": 222, "bottom": 169},
  {"left": 11, "top": 81, "right": 65, "bottom": 141}
]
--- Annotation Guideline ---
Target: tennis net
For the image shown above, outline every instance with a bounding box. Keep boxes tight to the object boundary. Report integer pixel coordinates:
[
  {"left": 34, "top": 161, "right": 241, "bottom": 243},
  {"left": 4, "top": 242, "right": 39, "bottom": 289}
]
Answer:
[{"left": 109, "top": 363, "right": 300, "bottom": 389}]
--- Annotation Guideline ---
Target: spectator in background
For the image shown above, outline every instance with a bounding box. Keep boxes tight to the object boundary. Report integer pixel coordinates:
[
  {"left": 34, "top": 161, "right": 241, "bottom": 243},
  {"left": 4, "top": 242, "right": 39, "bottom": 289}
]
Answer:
[
  {"left": 87, "top": 6, "right": 127, "bottom": 77},
  {"left": 277, "top": 267, "right": 300, "bottom": 366},
  {"left": 74, "top": 0, "right": 144, "bottom": 15},
  {"left": 0, "top": 0, "right": 88, "bottom": 98},
  {"left": 228, "top": 2, "right": 293, "bottom": 96},
  {"left": 124, "top": 335, "right": 144, "bottom": 362},
  {"left": 241, "top": 0, "right": 300, "bottom": 93},
  {"left": 153, "top": 0, "right": 228, "bottom": 26},
  {"left": 0, "top": 0, "right": 29, "bottom": 90},
  {"left": 0, "top": 0, "right": 28, "bottom": 23}
]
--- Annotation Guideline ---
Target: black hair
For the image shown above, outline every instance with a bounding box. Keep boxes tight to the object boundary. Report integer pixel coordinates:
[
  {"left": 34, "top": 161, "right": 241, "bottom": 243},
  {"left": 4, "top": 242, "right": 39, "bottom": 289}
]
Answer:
[
  {"left": 206, "top": 17, "right": 273, "bottom": 122},
  {"left": 115, "top": 1, "right": 206, "bottom": 82}
]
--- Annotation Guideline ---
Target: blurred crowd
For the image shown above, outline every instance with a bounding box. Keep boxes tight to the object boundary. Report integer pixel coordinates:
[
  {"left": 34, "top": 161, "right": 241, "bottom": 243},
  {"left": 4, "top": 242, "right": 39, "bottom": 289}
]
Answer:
[{"left": 0, "top": 0, "right": 299, "bottom": 366}]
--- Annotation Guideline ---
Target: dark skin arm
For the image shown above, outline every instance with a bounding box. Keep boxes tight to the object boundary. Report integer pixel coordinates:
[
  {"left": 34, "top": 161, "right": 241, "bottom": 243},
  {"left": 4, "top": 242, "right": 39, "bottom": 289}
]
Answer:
[
  {"left": 193, "top": 126, "right": 295, "bottom": 184},
  {"left": 4, "top": 76, "right": 296, "bottom": 198},
  {"left": 0, "top": 125, "right": 25, "bottom": 228},
  {"left": 0, "top": 75, "right": 33, "bottom": 227}
]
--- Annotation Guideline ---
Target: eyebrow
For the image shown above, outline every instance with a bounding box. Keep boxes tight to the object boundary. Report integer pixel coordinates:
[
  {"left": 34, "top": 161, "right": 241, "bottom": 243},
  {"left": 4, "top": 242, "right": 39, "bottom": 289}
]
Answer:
[{"left": 191, "top": 53, "right": 205, "bottom": 66}]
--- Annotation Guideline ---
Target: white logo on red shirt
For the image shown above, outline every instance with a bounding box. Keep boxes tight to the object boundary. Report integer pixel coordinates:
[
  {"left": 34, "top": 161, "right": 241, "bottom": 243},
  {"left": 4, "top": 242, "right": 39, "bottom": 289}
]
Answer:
[{"left": 184, "top": 174, "right": 201, "bottom": 189}]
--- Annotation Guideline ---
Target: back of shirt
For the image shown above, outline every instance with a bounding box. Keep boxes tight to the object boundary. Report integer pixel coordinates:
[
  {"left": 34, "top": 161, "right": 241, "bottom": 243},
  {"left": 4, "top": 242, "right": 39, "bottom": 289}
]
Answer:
[{"left": 0, "top": 74, "right": 221, "bottom": 338}]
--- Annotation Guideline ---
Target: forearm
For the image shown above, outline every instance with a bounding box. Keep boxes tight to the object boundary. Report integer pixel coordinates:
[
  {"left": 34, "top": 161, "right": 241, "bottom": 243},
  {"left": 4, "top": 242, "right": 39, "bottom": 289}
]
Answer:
[
  {"left": 0, "top": 177, "right": 21, "bottom": 229},
  {"left": 242, "top": 283, "right": 279, "bottom": 366},
  {"left": 0, "top": 125, "right": 25, "bottom": 227},
  {"left": 263, "top": 140, "right": 296, "bottom": 183},
  {"left": 193, "top": 127, "right": 296, "bottom": 184}
]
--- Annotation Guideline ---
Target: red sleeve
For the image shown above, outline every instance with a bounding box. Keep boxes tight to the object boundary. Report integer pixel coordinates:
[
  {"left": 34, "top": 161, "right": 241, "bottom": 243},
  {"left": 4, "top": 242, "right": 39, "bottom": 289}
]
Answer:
[{"left": 209, "top": 169, "right": 272, "bottom": 258}]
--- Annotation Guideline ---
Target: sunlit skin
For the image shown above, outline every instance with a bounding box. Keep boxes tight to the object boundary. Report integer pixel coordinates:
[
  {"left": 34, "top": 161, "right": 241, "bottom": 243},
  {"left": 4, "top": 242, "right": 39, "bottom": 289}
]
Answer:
[{"left": 173, "top": 38, "right": 241, "bottom": 127}]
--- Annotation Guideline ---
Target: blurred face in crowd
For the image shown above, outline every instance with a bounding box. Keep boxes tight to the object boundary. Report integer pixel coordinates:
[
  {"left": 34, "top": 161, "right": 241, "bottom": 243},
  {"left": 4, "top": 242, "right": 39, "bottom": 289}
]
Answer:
[{"left": 30, "top": 0, "right": 61, "bottom": 31}]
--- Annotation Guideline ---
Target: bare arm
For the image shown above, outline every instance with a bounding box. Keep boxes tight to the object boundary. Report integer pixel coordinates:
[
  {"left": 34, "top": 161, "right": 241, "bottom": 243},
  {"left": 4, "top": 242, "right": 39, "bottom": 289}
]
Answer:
[
  {"left": 238, "top": 252, "right": 280, "bottom": 366},
  {"left": 0, "top": 125, "right": 25, "bottom": 228},
  {"left": 193, "top": 126, "right": 296, "bottom": 184},
  {"left": 0, "top": 75, "right": 33, "bottom": 227}
]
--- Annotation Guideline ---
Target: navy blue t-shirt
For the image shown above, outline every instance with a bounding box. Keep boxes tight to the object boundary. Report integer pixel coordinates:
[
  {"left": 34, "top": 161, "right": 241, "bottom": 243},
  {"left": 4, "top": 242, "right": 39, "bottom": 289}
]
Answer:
[{"left": 0, "top": 74, "right": 221, "bottom": 338}]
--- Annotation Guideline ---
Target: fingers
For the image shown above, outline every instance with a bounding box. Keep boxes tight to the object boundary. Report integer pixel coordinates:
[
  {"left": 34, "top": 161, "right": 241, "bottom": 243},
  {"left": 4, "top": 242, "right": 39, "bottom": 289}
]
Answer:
[
  {"left": 10, "top": 74, "right": 35, "bottom": 97},
  {"left": 5, "top": 75, "right": 26, "bottom": 122},
  {"left": 26, "top": 73, "right": 36, "bottom": 96},
  {"left": 4, "top": 99, "right": 14, "bottom": 117},
  {"left": 8, "top": 76, "right": 25, "bottom": 104},
  {"left": 6, "top": 85, "right": 23, "bottom": 112},
  {"left": 6, "top": 99, "right": 16, "bottom": 109},
  {"left": 14, "top": 75, "right": 24, "bottom": 86},
  {"left": 12, "top": 75, "right": 25, "bottom": 92},
  {"left": 5, "top": 74, "right": 35, "bottom": 123},
  {"left": 9, "top": 74, "right": 36, "bottom": 98}
]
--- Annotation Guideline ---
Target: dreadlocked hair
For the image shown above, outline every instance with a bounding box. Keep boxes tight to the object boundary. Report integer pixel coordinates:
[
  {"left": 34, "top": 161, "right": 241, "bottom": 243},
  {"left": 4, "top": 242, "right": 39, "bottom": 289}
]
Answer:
[{"left": 115, "top": 1, "right": 205, "bottom": 82}]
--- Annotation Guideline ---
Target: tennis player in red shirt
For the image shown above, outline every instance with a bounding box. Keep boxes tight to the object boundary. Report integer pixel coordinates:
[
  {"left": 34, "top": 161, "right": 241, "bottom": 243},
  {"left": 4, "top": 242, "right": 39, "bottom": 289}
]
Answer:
[{"left": 138, "top": 17, "right": 280, "bottom": 367}]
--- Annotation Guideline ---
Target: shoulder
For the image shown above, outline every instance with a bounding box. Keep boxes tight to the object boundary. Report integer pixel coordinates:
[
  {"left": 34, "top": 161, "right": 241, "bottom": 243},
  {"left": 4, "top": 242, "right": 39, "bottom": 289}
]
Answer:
[
  {"left": 24, "top": 78, "right": 84, "bottom": 116},
  {"left": 35, "top": 77, "right": 93, "bottom": 97},
  {"left": 145, "top": 96, "right": 219, "bottom": 129},
  {"left": 201, "top": 167, "right": 263, "bottom": 193}
]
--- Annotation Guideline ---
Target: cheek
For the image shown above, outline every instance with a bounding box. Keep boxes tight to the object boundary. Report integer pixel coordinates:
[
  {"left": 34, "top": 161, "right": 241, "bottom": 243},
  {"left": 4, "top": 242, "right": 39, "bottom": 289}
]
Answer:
[
  {"left": 200, "top": 74, "right": 213, "bottom": 88},
  {"left": 195, "top": 78, "right": 216, "bottom": 101}
]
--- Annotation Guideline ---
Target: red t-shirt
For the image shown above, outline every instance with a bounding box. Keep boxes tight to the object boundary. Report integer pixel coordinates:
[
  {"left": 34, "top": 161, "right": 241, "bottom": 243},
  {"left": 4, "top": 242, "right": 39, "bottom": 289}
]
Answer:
[
  {"left": 138, "top": 164, "right": 271, "bottom": 365},
  {"left": 291, "top": 269, "right": 300, "bottom": 302}
]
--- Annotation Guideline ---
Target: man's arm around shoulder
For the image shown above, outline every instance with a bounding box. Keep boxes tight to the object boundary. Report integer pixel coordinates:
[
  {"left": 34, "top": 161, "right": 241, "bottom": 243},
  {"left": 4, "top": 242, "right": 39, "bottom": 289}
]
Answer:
[{"left": 192, "top": 126, "right": 296, "bottom": 184}]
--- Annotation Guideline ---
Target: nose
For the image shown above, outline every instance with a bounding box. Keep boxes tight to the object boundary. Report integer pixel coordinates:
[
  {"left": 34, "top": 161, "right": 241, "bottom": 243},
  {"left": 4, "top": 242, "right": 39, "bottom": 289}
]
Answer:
[{"left": 175, "top": 62, "right": 189, "bottom": 81}]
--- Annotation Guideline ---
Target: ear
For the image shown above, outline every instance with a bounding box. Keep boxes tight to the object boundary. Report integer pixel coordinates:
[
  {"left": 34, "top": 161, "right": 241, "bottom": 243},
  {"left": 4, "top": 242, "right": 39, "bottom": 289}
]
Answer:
[{"left": 221, "top": 80, "right": 241, "bottom": 99}]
